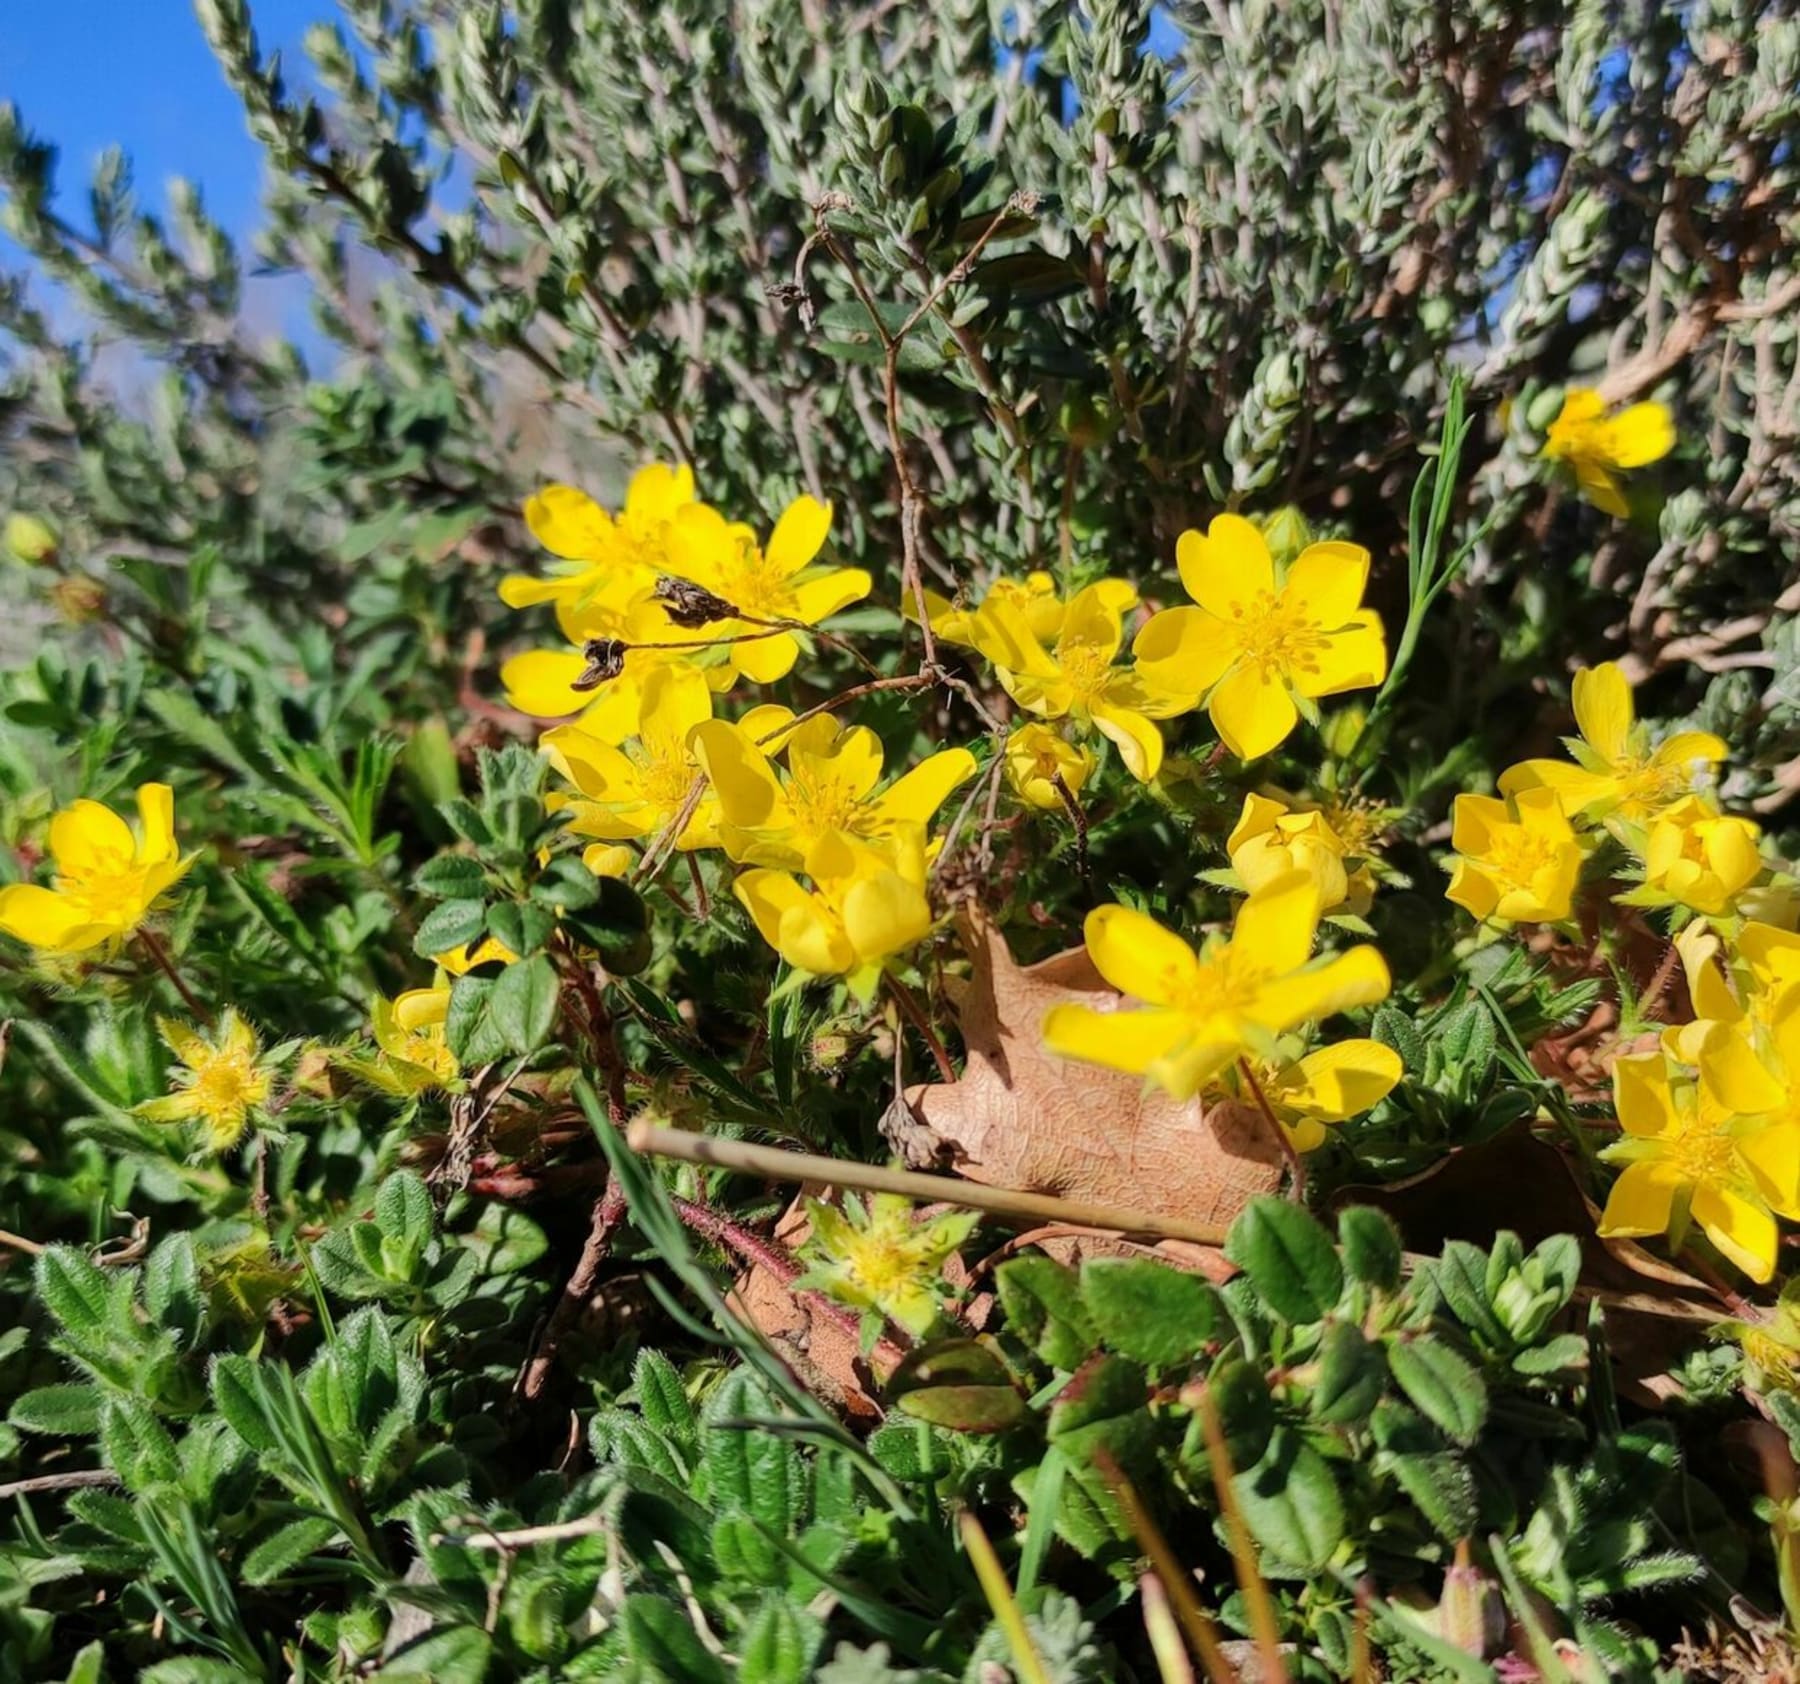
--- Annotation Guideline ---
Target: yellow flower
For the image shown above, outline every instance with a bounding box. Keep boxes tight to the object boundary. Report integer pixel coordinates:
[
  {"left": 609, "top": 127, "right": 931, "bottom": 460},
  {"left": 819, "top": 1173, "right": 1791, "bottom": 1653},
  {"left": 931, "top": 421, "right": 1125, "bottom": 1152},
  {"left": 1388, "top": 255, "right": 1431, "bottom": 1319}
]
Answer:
[
  {"left": 1499, "top": 662, "right": 1726, "bottom": 826},
  {"left": 137, "top": 1011, "right": 275, "bottom": 1153},
  {"left": 1541, "top": 388, "right": 1674, "bottom": 517},
  {"left": 1444, "top": 787, "right": 1582, "bottom": 925},
  {"left": 663, "top": 495, "right": 870, "bottom": 683},
  {"left": 966, "top": 581, "right": 1190, "bottom": 781},
  {"left": 1227, "top": 793, "right": 1372, "bottom": 916},
  {"left": 1600, "top": 1045, "right": 1800, "bottom": 1282},
  {"left": 1132, "top": 515, "right": 1388, "bottom": 762},
  {"left": 1249, "top": 1039, "right": 1403, "bottom": 1152},
  {"left": 799, "top": 1193, "right": 978, "bottom": 1339},
  {"left": 734, "top": 832, "right": 933, "bottom": 1000},
  {"left": 692, "top": 713, "right": 975, "bottom": 875},
  {"left": 499, "top": 465, "right": 698, "bottom": 615},
  {"left": 435, "top": 935, "right": 520, "bottom": 976},
  {"left": 0, "top": 783, "right": 193, "bottom": 956},
  {"left": 1005, "top": 723, "right": 1096, "bottom": 812},
  {"left": 541, "top": 663, "right": 721, "bottom": 855},
  {"left": 1632, "top": 795, "right": 1762, "bottom": 918},
  {"left": 355, "top": 982, "right": 460, "bottom": 1096},
  {"left": 917, "top": 572, "right": 1137, "bottom": 651},
  {"left": 5, "top": 512, "right": 58, "bottom": 565},
  {"left": 1042, "top": 871, "right": 1391, "bottom": 1102}
]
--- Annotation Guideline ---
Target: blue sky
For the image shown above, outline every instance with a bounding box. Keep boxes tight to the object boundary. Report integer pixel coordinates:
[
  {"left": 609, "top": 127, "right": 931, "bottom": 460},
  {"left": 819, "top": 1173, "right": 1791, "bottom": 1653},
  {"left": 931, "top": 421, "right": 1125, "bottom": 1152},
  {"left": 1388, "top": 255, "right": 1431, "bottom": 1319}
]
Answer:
[{"left": 1, "top": 3, "right": 326, "bottom": 242}]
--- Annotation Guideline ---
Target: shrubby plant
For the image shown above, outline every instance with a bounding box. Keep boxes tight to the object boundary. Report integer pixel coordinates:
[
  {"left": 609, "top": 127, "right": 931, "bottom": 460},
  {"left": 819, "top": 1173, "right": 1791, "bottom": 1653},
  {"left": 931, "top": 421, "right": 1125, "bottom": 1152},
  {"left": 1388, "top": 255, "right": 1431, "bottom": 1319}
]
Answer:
[{"left": 1, "top": 0, "right": 1798, "bottom": 1679}]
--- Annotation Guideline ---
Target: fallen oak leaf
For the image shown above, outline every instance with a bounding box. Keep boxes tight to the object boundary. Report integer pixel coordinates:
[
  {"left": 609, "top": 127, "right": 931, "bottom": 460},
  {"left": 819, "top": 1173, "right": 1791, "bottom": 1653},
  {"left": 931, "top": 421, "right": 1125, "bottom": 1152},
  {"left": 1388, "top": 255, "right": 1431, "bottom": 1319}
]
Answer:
[{"left": 896, "top": 911, "right": 1284, "bottom": 1236}]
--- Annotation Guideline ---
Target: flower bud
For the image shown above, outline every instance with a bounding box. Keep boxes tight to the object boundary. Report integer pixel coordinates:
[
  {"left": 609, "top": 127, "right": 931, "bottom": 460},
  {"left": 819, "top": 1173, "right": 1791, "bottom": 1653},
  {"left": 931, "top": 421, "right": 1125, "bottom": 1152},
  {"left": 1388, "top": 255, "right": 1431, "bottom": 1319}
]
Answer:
[{"left": 5, "top": 512, "right": 58, "bottom": 565}]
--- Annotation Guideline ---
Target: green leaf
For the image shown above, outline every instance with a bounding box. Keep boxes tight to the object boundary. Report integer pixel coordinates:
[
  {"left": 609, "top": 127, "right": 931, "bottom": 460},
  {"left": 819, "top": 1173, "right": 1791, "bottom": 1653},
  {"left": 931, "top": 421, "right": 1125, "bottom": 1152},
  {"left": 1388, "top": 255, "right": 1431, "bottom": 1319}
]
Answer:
[
  {"left": 1197, "top": 1359, "right": 1273, "bottom": 1472},
  {"left": 139, "top": 1662, "right": 261, "bottom": 1684},
  {"left": 370, "top": 1626, "right": 493, "bottom": 1682},
  {"left": 99, "top": 1396, "right": 179, "bottom": 1489},
  {"left": 1079, "top": 1257, "right": 1221, "bottom": 1368},
  {"left": 890, "top": 1339, "right": 1027, "bottom": 1435},
  {"left": 702, "top": 1371, "right": 799, "bottom": 1535},
  {"left": 487, "top": 953, "right": 559, "bottom": 1053},
  {"left": 894, "top": 1381, "right": 1028, "bottom": 1434},
  {"left": 8, "top": 1383, "right": 104, "bottom": 1436},
  {"left": 412, "top": 855, "right": 488, "bottom": 899},
  {"left": 485, "top": 901, "right": 555, "bottom": 958},
  {"left": 242, "top": 1515, "right": 340, "bottom": 1584},
  {"left": 621, "top": 1594, "right": 729, "bottom": 1684},
  {"left": 1047, "top": 1354, "right": 1145, "bottom": 1438},
  {"left": 375, "top": 1171, "right": 434, "bottom": 1264},
  {"left": 1338, "top": 1206, "right": 1403, "bottom": 1292},
  {"left": 35, "top": 1244, "right": 110, "bottom": 1339},
  {"left": 1386, "top": 1336, "right": 1489, "bottom": 1446},
  {"left": 867, "top": 1422, "right": 955, "bottom": 1481},
  {"left": 738, "top": 1598, "right": 822, "bottom": 1684},
  {"left": 1511, "top": 1333, "right": 1589, "bottom": 1377},
  {"left": 1384, "top": 1449, "right": 1478, "bottom": 1541},
  {"left": 62, "top": 1640, "right": 107, "bottom": 1684},
  {"left": 1232, "top": 1425, "right": 1346, "bottom": 1570},
  {"left": 411, "top": 897, "right": 488, "bottom": 959},
  {"left": 1432, "top": 1241, "right": 1511, "bottom": 1347},
  {"left": 444, "top": 973, "right": 510, "bottom": 1065},
  {"left": 1311, "top": 1321, "right": 1386, "bottom": 1425},
  {"left": 1225, "top": 1197, "right": 1343, "bottom": 1323},
  {"left": 994, "top": 1254, "right": 1095, "bottom": 1370},
  {"left": 209, "top": 1356, "right": 276, "bottom": 1453},
  {"left": 634, "top": 1349, "right": 698, "bottom": 1445}
]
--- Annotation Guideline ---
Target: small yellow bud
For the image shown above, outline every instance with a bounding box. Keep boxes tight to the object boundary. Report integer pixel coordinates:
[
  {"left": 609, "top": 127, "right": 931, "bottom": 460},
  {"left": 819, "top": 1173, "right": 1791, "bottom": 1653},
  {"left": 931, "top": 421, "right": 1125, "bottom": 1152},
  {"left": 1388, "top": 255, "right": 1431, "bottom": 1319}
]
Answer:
[{"left": 4, "top": 512, "right": 58, "bottom": 565}]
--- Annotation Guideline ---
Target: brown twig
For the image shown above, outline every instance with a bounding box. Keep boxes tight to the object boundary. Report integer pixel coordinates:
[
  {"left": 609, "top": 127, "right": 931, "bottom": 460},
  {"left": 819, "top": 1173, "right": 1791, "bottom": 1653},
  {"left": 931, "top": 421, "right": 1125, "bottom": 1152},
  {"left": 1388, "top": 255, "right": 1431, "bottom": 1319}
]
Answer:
[
  {"left": 1237, "top": 1059, "right": 1307, "bottom": 1201},
  {"left": 136, "top": 928, "right": 211, "bottom": 1025},
  {"left": 0, "top": 1468, "right": 119, "bottom": 1500}
]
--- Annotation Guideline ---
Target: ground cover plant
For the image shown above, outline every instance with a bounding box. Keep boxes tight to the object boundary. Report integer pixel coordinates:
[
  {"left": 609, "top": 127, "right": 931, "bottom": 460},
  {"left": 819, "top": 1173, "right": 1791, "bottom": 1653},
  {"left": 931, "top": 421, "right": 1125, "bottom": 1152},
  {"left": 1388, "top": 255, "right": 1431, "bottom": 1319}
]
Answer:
[{"left": 2, "top": 0, "right": 1800, "bottom": 1678}]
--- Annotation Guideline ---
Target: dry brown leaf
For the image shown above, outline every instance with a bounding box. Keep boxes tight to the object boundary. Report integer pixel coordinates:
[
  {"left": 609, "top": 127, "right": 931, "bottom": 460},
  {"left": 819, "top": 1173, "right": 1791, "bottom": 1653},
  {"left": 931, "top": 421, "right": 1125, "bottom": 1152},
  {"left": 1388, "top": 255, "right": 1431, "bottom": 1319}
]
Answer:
[{"left": 895, "top": 913, "right": 1284, "bottom": 1237}]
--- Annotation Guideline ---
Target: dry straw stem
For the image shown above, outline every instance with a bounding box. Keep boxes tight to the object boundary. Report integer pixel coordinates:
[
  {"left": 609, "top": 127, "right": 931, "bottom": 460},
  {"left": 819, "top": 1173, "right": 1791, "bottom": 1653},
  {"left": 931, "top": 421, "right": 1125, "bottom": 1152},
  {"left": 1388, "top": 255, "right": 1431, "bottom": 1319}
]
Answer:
[{"left": 625, "top": 1122, "right": 1230, "bottom": 1248}]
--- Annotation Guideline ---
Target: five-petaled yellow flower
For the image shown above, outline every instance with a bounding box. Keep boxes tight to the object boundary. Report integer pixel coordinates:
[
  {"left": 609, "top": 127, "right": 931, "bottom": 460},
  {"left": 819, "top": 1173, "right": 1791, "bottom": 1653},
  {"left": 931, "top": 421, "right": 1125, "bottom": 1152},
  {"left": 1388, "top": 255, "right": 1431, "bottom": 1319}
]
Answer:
[
  {"left": 1005, "top": 723, "right": 1096, "bottom": 812},
  {"left": 1445, "top": 787, "right": 1583, "bottom": 925},
  {"left": 542, "top": 663, "right": 722, "bottom": 862},
  {"left": 346, "top": 983, "right": 461, "bottom": 1096},
  {"left": 0, "top": 783, "right": 194, "bottom": 956},
  {"left": 1499, "top": 662, "right": 1725, "bottom": 827},
  {"left": 966, "top": 581, "right": 1190, "bottom": 781},
  {"left": 1247, "top": 1039, "right": 1403, "bottom": 1152},
  {"left": 1132, "top": 515, "right": 1388, "bottom": 761},
  {"left": 734, "top": 833, "right": 933, "bottom": 1000},
  {"left": 918, "top": 573, "right": 1137, "bottom": 653},
  {"left": 799, "top": 1193, "right": 978, "bottom": 1339},
  {"left": 137, "top": 1010, "right": 276, "bottom": 1153},
  {"left": 1632, "top": 795, "right": 1762, "bottom": 919},
  {"left": 1042, "top": 871, "right": 1391, "bottom": 1101},
  {"left": 1228, "top": 793, "right": 1372, "bottom": 917},
  {"left": 692, "top": 713, "right": 975, "bottom": 875},
  {"left": 664, "top": 496, "right": 870, "bottom": 683},
  {"left": 1541, "top": 389, "right": 1674, "bottom": 517},
  {"left": 1601, "top": 1045, "right": 1800, "bottom": 1283},
  {"left": 500, "top": 465, "right": 699, "bottom": 614}
]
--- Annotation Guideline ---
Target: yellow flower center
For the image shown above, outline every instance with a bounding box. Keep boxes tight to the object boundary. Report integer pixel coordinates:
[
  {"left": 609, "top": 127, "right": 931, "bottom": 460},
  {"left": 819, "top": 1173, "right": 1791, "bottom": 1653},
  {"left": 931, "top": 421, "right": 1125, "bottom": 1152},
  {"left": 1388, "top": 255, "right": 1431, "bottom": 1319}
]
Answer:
[
  {"left": 1227, "top": 593, "right": 1330, "bottom": 680},
  {"left": 400, "top": 1032, "right": 459, "bottom": 1084},
  {"left": 190, "top": 1046, "right": 270, "bottom": 1131},
  {"left": 639, "top": 746, "right": 699, "bottom": 814},
  {"left": 57, "top": 851, "right": 156, "bottom": 929},
  {"left": 1484, "top": 824, "right": 1561, "bottom": 888},
  {"left": 844, "top": 1230, "right": 928, "bottom": 1300},
  {"left": 1056, "top": 640, "right": 1115, "bottom": 707},
  {"left": 1664, "top": 1120, "right": 1737, "bottom": 1187},
  {"left": 715, "top": 538, "right": 791, "bottom": 619},
  {"left": 1609, "top": 756, "right": 1689, "bottom": 820},
  {"left": 786, "top": 768, "right": 869, "bottom": 843},
  {"left": 1742, "top": 1328, "right": 1798, "bottom": 1385},
  {"left": 1174, "top": 952, "right": 1269, "bottom": 1021},
  {"left": 1318, "top": 797, "right": 1382, "bottom": 857}
]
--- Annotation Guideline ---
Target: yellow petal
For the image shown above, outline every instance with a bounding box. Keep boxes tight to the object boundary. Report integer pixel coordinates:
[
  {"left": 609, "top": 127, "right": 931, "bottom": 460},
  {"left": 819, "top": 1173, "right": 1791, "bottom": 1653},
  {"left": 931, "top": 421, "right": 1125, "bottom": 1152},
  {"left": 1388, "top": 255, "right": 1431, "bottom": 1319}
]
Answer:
[
  {"left": 1740, "top": 1123, "right": 1800, "bottom": 1220},
  {"left": 840, "top": 867, "right": 932, "bottom": 964},
  {"left": 1227, "top": 793, "right": 1286, "bottom": 856},
  {"left": 1131, "top": 605, "right": 1236, "bottom": 695},
  {"left": 623, "top": 462, "right": 695, "bottom": 525},
  {"left": 1449, "top": 793, "right": 1507, "bottom": 855},
  {"left": 541, "top": 726, "right": 641, "bottom": 802},
  {"left": 1292, "top": 613, "right": 1388, "bottom": 700},
  {"left": 1572, "top": 663, "right": 1633, "bottom": 763},
  {"left": 501, "top": 649, "right": 595, "bottom": 719},
  {"left": 1041, "top": 1002, "right": 1191, "bottom": 1076},
  {"left": 1089, "top": 699, "right": 1164, "bottom": 782},
  {"left": 1273, "top": 1039, "right": 1403, "bottom": 1121},
  {"left": 638, "top": 662, "right": 713, "bottom": 753},
  {"left": 1280, "top": 542, "right": 1370, "bottom": 626},
  {"left": 1613, "top": 1052, "right": 1679, "bottom": 1138},
  {"left": 394, "top": 986, "right": 451, "bottom": 1032},
  {"left": 1208, "top": 660, "right": 1299, "bottom": 760},
  {"left": 1598, "top": 1160, "right": 1684, "bottom": 1237},
  {"left": 1691, "top": 1183, "right": 1777, "bottom": 1282},
  {"left": 1676, "top": 922, "right": 1740, "bottom": 1024},
  {"left": 135, "top": 784, "right": 178, "bottom": 865},
  {"left": 874, "top": 748, "right": 978, "bottom": 826},
  {"left": 50, "top": 799, "right": 134, "bottom": 876},
  {"left": 1445, "top": 858, "right": 1500, "bottom": 921},
  {"left": 1604, "top": 402, "right": 1675, "bottom": 468},
  {"left": 1175, "top": 514, "right": 1273, "bottom": 617},
  {"left": 1573, "top": 457, "right": 1629, "bottom": 517},
  {"left": 525, "top": 484, "right": 615, "bottom": 559},
  {"left": 0, "top": 883, "right": 103, "bottom": 953},
  {"left": 1692, "top": 1024, "right": 1785, "bottom": 1115},
  {"left": 1082, "top": 903, "right": 1198, "bottom": 1006},
  {"left": 689, "top": 721, "right": 784, "bottom": 829},
  {"left": 734, "top": 629, "right": 801, "bottom": 684},
  {"left": 1057, "top": 584, "right": 1126, "bottom": 662},
  {"left": 1649, "top": 730, "right": 1727, "bottom": 775},
  {"left": 1230, "top": 870, "right": 1325, "bottom": 976},
  {"left": 582, "top": 843, "right": 635, "bottom": 877},
  {"left": 790, "top": 567, "right": 872, "bottom": 627},
  {"left": 1253, "top": 946, "right": 1390, "bottom": 1032},
  {"left": 1497, "top": 758, "right": 1616, "bottom": 816},
  {"left": 765, "top": 496, "right": 833, "bottom": 575}
]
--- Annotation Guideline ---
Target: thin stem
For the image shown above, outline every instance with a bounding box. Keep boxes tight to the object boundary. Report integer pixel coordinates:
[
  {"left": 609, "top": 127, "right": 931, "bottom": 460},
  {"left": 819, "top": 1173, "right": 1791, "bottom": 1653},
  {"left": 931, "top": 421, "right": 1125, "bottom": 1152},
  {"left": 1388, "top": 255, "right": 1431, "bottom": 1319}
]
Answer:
[
  {"left": 1237, "top": 1058, "right": 1307, "bottom": 1201},
  {"left": 884, "top": 977, "right": 956, "bottom": 1083},
  {"left": 1052, "top": 772, "right": 1093, "bottom": 899},
  {"left": 137, "top": 928, "right": 211, "bottom": 1025}
]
